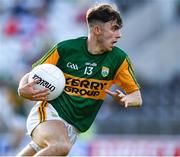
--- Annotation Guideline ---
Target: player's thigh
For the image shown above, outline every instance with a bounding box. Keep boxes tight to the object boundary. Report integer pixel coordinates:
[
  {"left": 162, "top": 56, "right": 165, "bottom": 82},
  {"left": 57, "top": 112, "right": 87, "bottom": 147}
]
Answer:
[
  {"left": 17, "top": 144, "right": 36, "bottom": 156},
  {"left": 31, "top": 120, "right": 71, "bottom": 148}
]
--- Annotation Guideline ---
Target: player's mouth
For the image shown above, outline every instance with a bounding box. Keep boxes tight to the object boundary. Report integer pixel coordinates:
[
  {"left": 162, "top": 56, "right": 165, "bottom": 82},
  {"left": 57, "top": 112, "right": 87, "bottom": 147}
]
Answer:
[{"left": 111, "top": 41, "right": 117, "bottom": 46}]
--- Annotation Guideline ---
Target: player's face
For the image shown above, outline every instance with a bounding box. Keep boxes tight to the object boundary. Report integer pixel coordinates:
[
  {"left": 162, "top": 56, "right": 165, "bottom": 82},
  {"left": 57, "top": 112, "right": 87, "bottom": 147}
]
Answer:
[{"left": 98, "top": 20, "right": 121, "bottom": 51}]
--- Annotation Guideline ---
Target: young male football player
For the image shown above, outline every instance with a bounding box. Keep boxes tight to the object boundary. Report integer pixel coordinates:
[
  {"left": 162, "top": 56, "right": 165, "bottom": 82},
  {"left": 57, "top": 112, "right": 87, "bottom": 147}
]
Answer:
[{"left": 17, "top": 3, "right": 142, "bottom": 156}]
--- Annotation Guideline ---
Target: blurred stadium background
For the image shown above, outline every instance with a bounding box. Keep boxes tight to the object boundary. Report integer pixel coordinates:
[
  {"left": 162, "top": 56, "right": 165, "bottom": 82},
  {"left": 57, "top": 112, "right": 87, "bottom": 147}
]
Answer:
[{"left": 0, "top": 0, "right": 180, "bottom": 156}]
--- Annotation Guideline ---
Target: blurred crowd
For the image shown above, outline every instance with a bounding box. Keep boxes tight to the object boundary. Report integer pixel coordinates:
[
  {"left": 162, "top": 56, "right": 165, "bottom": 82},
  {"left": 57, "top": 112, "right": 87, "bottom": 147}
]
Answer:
[
  {"left": 0, "top": 0, "right": 180, "bottom": 155},
  {"left": 0, "top": 0, "right": 54, "bottom": 154}
]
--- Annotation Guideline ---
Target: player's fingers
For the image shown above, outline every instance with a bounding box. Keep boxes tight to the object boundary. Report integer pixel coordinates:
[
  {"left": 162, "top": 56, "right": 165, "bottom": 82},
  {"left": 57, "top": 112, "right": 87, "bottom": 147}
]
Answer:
[
  {"left": 32, "top": 96, "right": 48, "bottom": 101},
  {"left": 104, "top": 89, "right": 116, "bottom": 96},
  {"left": 115, "top": 90, "right": 125, "bottom": 98},
  {"left": 27, "top": 79, "right": 39, "bottom": 86},
  {"left": 115, "top": 89, "right": 121, "bottom": 93},
  {"left": 120, "top": 96, "right": 128, "bottom": 107},
  {"left": 118, "top": 93, "right": 125, "bottom": 98},
  {"left": 33, "top": 88, "right": 49, "bottom": 95},
  {"left": 32, "top": 91, "right": 49, "bottom": 100},
  {"left": 115, "top": 89, "right": 124, "bottom": 95},
  {"left": 32, "top": 92, "right": 49, "bottom": 99}
]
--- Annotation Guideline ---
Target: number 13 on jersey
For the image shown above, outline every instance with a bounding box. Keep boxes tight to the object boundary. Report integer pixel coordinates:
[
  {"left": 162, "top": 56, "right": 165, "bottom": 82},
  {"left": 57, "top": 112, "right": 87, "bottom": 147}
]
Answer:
[{"left": 84, "top": 66, "right": 93, "bottom": 75}]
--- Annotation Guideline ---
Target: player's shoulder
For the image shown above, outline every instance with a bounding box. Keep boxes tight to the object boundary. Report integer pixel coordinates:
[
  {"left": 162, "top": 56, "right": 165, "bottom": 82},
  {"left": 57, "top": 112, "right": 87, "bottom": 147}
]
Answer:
[
  {"left": 56, "top": 36, "right": 86, "bottom": 49},
  {"left": 110, "top": 46, "right": 128, "bottom": 61}
]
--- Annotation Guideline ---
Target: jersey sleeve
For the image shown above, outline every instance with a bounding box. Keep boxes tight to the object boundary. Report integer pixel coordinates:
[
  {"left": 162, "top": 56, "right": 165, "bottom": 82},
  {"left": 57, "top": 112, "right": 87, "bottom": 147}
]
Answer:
[
  {"left": 32, "top": 44, "right": 60, "bottom": 68},
  {"left": 113, "top": 57, "right": 140, "bottom": 94}
]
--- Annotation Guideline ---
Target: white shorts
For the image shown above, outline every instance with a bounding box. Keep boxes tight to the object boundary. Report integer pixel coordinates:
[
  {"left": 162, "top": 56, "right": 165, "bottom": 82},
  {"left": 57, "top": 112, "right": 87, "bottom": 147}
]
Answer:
[{"left": 26, "top": 101, "right": 78, "bottom": 145}]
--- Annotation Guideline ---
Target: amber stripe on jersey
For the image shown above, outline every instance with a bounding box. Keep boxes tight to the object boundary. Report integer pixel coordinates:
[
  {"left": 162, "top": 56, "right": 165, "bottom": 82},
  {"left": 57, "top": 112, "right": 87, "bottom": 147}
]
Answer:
[
  {"left": 126, "top": 57, "right": 140, "bottom": 88},
  {"left": 32, "top": 46, "right": 59, "bottom": 68},
  {"left": 114, "top": 58, "right": 139, "bottom": 94},
  {"left": 38, "top": 101, "right": 48, "bottom": 123}
]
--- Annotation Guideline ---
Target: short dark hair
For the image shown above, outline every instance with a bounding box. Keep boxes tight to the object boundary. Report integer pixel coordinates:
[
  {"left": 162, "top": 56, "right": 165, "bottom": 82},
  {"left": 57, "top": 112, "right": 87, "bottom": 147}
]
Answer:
[{"left": 86, "top": 3, "right": 122, "bottom": 27}]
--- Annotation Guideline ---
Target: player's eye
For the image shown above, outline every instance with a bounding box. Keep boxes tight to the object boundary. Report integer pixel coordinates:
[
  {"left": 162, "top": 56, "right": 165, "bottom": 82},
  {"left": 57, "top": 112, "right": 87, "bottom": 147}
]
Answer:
[{"left": 112, "top": 26, "right": 119, "bottom": 31}]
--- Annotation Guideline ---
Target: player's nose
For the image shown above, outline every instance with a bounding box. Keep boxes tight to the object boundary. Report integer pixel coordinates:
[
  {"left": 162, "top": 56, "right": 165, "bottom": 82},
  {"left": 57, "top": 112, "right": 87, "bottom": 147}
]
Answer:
[{"left": 116, "top": 30, "right": 121, "bottom": 39}]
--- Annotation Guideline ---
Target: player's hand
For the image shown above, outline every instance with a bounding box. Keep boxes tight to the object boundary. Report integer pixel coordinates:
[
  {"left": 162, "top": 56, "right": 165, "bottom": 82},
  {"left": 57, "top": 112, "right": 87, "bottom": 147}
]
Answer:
[
  {"left": 104, "top": 89, "right": 128, "bottom": 107},
  {"left": 18, "top": 80, "right": 49, "bottom": 101}
]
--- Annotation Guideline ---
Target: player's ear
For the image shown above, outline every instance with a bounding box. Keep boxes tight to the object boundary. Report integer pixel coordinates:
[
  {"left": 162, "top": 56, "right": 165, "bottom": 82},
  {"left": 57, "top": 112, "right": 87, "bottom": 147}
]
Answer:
[{"left": 93, "top": 25, "right": 102, "bottom": 35}]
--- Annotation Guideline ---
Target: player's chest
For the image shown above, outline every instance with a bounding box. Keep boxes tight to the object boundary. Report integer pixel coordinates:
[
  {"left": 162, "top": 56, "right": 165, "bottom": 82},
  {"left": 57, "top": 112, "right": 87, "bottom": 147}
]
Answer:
[{"left": 58, "top": 53, "right": 116, "bottom": 80}]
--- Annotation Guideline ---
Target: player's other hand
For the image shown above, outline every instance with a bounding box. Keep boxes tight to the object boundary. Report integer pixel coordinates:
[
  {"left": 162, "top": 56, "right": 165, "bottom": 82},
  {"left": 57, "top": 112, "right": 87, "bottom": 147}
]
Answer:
[
  {"left": 104, "top": 89, "right": 128, "bottom": 107},
  {"left": 18, "top": 80, "right": 49, "bottom": 101}
]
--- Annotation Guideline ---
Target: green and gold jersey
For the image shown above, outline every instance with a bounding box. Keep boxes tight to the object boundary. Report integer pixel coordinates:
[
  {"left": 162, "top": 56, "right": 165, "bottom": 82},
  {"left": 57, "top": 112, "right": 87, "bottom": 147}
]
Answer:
[{"left": 33, "top": 37, "right": 140, "bottom": 132}]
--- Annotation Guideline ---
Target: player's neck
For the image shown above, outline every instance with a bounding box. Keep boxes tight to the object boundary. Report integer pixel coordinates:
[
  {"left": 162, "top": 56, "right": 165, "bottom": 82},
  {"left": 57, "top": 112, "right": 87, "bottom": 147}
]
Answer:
[{"left": 87, "top": 36, "right": 105, "bottom": 55}]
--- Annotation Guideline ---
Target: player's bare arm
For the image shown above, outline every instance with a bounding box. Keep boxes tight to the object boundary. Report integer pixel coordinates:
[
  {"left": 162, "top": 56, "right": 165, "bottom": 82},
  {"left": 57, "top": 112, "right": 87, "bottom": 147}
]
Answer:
[
  {"left": 105, "top": 89, "right": 142, "bottom": 108},
  {"left": 18, "top": 73, "right": 49, "bottom": 101}
]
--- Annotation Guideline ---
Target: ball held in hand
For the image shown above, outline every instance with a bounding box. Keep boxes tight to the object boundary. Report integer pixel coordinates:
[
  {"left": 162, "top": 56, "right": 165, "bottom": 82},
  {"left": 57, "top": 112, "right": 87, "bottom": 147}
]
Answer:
[{"left": 28, "top": 64, "right": 65, "bottom": 100}]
